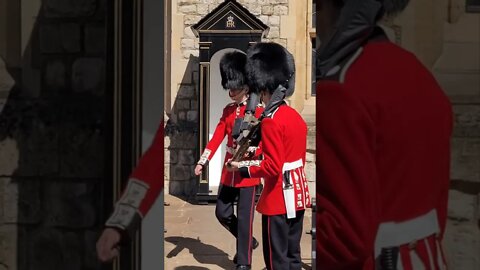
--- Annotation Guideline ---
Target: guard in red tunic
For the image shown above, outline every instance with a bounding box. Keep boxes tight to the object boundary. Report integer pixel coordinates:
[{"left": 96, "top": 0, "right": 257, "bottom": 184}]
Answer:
[
  {"left": 96, "top": 122, "right": 164, "bottom": 262},
  {"left": 315, "top": 1, "right": 452, "bottom": 269},
  {"left": 228, "top": 42, "right": 311, "bottom": 270},
  {"left": 194, "top": 51, "right": 263, "bottom": 270}
]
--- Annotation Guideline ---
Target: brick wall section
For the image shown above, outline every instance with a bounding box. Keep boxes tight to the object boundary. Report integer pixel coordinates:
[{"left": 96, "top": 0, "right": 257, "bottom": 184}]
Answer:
[{"left": 0, "top": 0, "right": 107, "bottom": 269}]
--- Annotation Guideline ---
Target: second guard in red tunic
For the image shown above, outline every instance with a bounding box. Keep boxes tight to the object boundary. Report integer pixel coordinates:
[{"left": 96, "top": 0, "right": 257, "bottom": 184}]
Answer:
[
  {"left": 232, "top": 42, "right": 312, "bottom": 270},
  {"left": 195, "top": 51, "right": 263, "bottom": 269}
]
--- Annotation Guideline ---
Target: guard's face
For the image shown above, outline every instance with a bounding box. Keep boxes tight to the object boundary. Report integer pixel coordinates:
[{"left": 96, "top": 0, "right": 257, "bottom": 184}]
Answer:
[{"left": 229, "top": 87, "right": 248, "bottom": 102}]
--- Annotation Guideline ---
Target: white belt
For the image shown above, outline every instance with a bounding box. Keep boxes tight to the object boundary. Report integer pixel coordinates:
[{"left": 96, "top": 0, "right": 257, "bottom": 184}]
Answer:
[
  {"left": 282, "top": 159, "right": 303, "bottom": 172},
  {"left": 374, "top": 209, "right": 440, "bottom": 257}
]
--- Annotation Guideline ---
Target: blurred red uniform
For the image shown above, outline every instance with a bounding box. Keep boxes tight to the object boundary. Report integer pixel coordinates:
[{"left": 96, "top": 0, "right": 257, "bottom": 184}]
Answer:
[{"left": 316, "top": 33, "right": 453, "bottom": 269}]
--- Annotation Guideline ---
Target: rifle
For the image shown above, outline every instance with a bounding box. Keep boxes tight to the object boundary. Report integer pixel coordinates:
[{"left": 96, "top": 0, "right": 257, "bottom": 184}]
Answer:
[{"left": 228, "top": 85, "right": 288, "bottom": 164}]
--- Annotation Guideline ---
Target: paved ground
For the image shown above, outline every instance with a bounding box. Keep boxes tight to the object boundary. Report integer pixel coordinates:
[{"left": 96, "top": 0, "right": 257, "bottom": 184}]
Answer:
[{"left": 164, "top": 190, "right": 314, "bottom": 270}]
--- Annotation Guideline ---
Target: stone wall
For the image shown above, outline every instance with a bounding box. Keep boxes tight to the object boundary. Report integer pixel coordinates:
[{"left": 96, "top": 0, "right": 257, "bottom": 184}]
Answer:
[
  {"left": 433, "top": 12, "right": 480, "bottom": 269},
  {"left": 0, "top": 0, "right": 107, "bottom": 269},
  {"left": 167, "top": 0, "right": 315, "bottom": 198}
]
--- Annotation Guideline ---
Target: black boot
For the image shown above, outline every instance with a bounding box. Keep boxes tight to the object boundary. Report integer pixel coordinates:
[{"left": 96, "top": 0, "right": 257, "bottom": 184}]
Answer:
[
  {"left": 236, "top": 265, "right": 251, "bottom": 270},
  {"left": 233, "top": 237, "right": 259, "bottom": 264}
]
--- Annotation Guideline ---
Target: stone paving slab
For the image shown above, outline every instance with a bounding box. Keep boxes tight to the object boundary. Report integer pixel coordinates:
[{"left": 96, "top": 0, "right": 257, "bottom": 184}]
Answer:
[{"left": 164, "top": 193, "right": 313, "bottom": 270}]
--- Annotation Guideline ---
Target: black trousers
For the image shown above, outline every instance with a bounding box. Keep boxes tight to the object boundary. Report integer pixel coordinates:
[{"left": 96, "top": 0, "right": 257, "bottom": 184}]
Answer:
[
  {"left": 215, "top": 185, "right": 257, "bottom": 265},
  {"left": 262, "top": 210, "right": 305, "bottom": 270}
]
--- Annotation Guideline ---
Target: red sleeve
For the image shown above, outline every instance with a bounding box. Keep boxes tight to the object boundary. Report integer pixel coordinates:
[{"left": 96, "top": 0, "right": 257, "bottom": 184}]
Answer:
[
  {"left": 105, "top": 121, "right": 164, "bottom": 236},
  {"left": 239, "top": 118, "right": 284, "bottom": 179},
  {"left": 198, "top": 107, "right": 228, "bottom": 164},
  {"left": 131, "top": 122, "right": 164, "bottom": 216},
  {"left": 315, "top": 82, "right": 380, "bottom": 269}
]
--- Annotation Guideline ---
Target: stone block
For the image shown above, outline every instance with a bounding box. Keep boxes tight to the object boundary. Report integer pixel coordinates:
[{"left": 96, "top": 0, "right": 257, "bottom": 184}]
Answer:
[
  {"left": 247, "top": 4, "right": 262, "bottom": 15},
  {"left": 44, "top": 0, "right": 97, "bottom": 18},
  {"left": 179, "top": 111, "right": 186, "bottom": 121},
  {"left": 178, "top": 0, "right": 198, "bottom": 5},
  {"left": 0, "top": 138, "right": 19, "bottom": 176},
  {"left": 269, "top": 15, "right": 280, "bottom": 26},
  {"left": 254, "top": 0, "right": 269, "bottom": 5},
  {"left": 262, "top": 6, "right": 274, "bottom": 15},
  {"left": 268, "top": 26, "right": 280, "bottom": 38},
  {"left": 45, "top": 60, "right": 66, "bottom": 90},
  {"left": 179, "top": 4, "right": 197, "bottom": 14},
  {"left": 197, "top": 4, "right": 209, "bottom": 15},
  {"left": 304, "top": 161, "right": 315, "bottom": 183},
  {"left": 169, "top": 132, "right": 197, "bottom": 149},
  {"left": 72, "top": 58, "right": 105, "bottom": 95},
  {"left": 179, "top": 150, "right": 196, "bottom": 165},
  {"left": 453, "top": 105, "right": 480, "bottom": 137},
  {"left": 39, "top": 25, "right": 62, "bottom": 53},
  {"left": 164, "top": 164, "right": 171, "bottom": 181},
  {"left": 273, "top": 5, "right": 288, "bottom": 15},
  {"left": 164, "top": 149, "right": 171, "bottom": 165},
  {"left": 84, "top": 24, "right": 106, "bottom": 54},
  {"left": 270, "top": 0, "right": 288, "bottom": 4},
  {"left": 184, "top": 15, "right": 202, "bottom": 26},
  {"left": 184, "top": 27, "right": 196, "bottom": 38},
  {"left": 168, "top": 180, "right": 184, "bottom": 196},
  {"left": 176, "top": 99, "right": 191, "bottom": 110},
  {"left": 1, "top": 178, "right": 41, "bottom": 224},
  {"left": 26, "top": 228, "right": 83, "bottom": 270},
  {"left": 0, "top": 62, "right": 14, "bottom": 95},
  {"left": 43, "top": 181, "right": 97, "bottom": 228},
  {"left": 0, "top": 100, "right": 59, "bottom": 176},
  {"left": 58, "top": 123, "right": 105, "bottom": 178},
  {"left": 451, "top": 138, "right": 480, "bottom": 183},
  {"left": 170, "top": 149, "right": 179, "bottom": 164},
  {"left": 0, "top": 225, "right": 23, "bottom": 270},
  {"left": 307, "top": 135, "right": 315, "bottom": 152},
  {"left": 181, "top": 38, "right": 195, "bottom": 50},
  {"left": 306, "top": 152, "right": 315, "bottom": 163},
  {"left": 168, "top": 178, "right": 197, "bottom": 197},
  {"left": 259, "top": 15, "right": 269, "bottom": 25},
  {"left": 443, "top": 222, "right": 480, "bottom": 270},
  {"left": 191, "top": 100, "right": 198, "bottom": 110},
  {"left": 61, "top": 23, "right": 81, "bottom": 53},
  {"left": 172, "top": 165, "right": 193, "bottom": 181},
  {"left": 187, "top": 110, "right": 198, "bottom": 122},
  {"left": 448, "top": 190, "right": 477, "bottom": 221}
]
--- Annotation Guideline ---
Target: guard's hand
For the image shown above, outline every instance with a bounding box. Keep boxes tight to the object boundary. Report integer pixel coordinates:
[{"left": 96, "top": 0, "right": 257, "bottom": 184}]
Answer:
[
  {"left": 194, "top": 164, "right": 203, "bottom": 176},
  {"left": 97, "top": 228, "right": 121, "bottom": 263},
  {"left": 225, "top": 160, "right": 240, "bottom": 172}
]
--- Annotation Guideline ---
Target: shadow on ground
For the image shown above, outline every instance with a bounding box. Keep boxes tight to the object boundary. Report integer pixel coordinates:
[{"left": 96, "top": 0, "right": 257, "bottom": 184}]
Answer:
[{"left": 165, "top": 236, "right": 233, "bottom": 269}]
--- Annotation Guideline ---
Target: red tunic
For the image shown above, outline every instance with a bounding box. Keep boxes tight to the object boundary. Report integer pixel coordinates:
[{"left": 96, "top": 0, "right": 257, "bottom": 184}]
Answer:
[
  {"left": 199, "top": 101, "right": 263, "bottom": 188},
  {"left": 105, "top": 121, "right": 164, "bottom": 233},
  {"left": 316, "top": 41, "right": 452, "bottom": 269},
  {"left": 239, "top": 104, "right": 312, "bottom": 216}
]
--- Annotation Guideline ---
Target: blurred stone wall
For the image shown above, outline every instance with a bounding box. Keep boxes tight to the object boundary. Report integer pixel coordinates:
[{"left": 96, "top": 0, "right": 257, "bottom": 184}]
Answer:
[{"left": 0, "top": 0, "right": 108, "bottom": 269}]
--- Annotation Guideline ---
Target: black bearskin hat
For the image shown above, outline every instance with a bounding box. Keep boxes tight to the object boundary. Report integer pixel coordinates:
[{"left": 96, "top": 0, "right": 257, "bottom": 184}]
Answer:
[
  {"left": 335, "top": 0, "right": 410, "bottom": 16},
  {"left": 219, "top": 51, "right": 247, "bottom": 90},
  {"left": 245, "top": 42, "right": 295, "bottom": 96}
]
